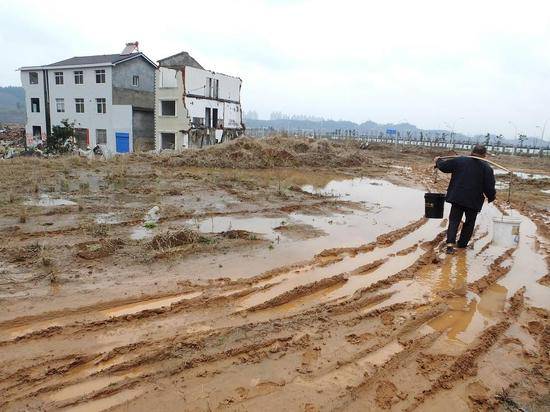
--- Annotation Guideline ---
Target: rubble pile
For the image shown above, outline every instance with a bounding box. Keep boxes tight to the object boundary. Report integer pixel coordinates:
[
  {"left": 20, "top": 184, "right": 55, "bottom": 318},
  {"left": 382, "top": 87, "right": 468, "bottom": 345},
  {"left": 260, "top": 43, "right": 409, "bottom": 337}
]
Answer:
[{"left": 0, "top": 124, "right": 25, "bottom": 158}]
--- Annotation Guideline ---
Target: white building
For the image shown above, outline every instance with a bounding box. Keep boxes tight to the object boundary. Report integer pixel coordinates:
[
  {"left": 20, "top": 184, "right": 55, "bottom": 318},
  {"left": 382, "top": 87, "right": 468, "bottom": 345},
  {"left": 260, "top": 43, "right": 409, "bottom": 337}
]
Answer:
[
  {"left": 155, "top": 51, "right": 244, "bottom": 151},
  {"left": 19, "top": 43, "right": 157, "bottom": 153}
]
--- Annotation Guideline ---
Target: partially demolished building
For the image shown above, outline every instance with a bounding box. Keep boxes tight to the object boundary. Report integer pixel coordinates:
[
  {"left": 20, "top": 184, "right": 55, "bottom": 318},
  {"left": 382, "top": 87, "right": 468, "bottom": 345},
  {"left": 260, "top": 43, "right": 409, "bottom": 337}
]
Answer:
[{"left": 155, "top": 52, "right": 244, "bottom": 151}]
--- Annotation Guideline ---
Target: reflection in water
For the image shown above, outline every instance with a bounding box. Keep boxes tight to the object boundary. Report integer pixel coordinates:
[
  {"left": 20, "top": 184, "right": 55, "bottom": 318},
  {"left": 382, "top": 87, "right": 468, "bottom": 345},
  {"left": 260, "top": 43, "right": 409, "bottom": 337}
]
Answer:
[{"left": 428, "top": 252, "right": 508, "bottom": 344}]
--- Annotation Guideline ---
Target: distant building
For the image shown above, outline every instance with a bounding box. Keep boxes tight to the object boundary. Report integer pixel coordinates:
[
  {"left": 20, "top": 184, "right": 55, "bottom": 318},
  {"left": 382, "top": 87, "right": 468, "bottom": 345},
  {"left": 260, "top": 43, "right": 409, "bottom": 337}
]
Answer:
[
  {"left": 19, "top": 42, "right": 156, "bottom": 153},
  {"left": 155, "top": 51, "right": 244, "bottom": 151}
]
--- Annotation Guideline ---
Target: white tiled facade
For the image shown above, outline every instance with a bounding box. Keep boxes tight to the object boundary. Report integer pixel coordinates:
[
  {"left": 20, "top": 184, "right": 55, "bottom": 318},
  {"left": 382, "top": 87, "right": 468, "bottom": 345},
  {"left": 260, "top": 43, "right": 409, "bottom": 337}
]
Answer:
[
  {"left": 20, "top": 52, "right": 155, "bottom": 154},
  {"left": 21, "top": 65, "right": 131, "bottom": 153}
]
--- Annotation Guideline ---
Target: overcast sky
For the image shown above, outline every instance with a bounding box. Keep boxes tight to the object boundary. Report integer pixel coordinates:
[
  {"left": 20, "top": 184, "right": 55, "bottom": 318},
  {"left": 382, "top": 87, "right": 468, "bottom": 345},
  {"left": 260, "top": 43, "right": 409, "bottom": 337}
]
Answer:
[{"left": 1, "top": 0, "right": 548, "bottom": 137}]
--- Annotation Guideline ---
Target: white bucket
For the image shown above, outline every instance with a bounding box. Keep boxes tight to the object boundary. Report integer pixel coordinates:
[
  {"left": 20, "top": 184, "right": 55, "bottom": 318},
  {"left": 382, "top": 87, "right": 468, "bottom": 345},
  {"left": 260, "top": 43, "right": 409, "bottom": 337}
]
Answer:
[{"left": 492, "top": 216, "right": 521, "bottom": 247}]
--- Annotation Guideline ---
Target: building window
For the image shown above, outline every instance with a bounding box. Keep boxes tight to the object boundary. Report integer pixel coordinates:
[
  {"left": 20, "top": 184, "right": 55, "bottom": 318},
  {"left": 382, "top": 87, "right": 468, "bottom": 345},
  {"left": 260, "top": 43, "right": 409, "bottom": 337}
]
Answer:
[
  {"left": 96, "top": 129, "right": 107, "bottom": 145},
  {"left": 132, "top": 75, "right": 139, "bottom": 86},
  {"left": 206, "top": 78, "right": 212, "bottom": 98},
  {"left": 29, "top": 72, "right": 38, "bottom": 84},
  {"left": 213, "top": 79, "right": 219, "bottom": 99},
  {"left": 205, "top": 108, "right": 211, "bottom": 128},
  {"left": 96, "top": 98, "right": 106, "bottom": 114},
  {"left": 159, "top": 67, "right": 177, "bottom": 88},
  {"left": 75, "top": 98, "right": 84, "bottom": 113},
  {"left": 95, "top": 69, "right": 105, "bottom": 83},
  {"left": 55, "top": 72, "right": 64, "bottom": 85},
  {"left": 56, "top": 98, "right": 65, "bottom": 113},
  {"left": 160, "top": 100, "right": 176, "bottom": 116},
  {"left": 31, "top": 98, "right": 40, "bottom": 113},
  {"left": 161, "top": 133, "right": 176, "bottom": 150},
  {"left": 74, "top": 71, "right": 84, "bottom": 84},
  {"left": 32, "top": 126, "right": 41, "bottom": 137},
  {"left": 192, "top": 117, "right": 204, "bottom": 127}
]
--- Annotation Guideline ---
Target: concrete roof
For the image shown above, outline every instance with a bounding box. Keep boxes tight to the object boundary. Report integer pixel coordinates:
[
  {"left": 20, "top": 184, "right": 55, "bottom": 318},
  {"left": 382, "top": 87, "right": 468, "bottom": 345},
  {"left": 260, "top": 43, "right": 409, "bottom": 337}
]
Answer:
[{"left": 157, "top": 51, "right": 204, "bottom": 70}]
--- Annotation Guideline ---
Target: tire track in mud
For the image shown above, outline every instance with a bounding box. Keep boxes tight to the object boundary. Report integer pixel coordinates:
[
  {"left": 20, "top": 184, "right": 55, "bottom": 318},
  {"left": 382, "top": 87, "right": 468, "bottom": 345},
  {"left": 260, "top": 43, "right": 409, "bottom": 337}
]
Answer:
[
  {"left": 243, "top": 274, "right": 348, "bottom": 312},
  {"left": 234, "top": 218, "right": 439, "bottom": 314},
  {"left": 0, "top": 217, "right": 431, "bottom": 337},
  {"left": 468, "top": 247, "right": 515, "bottom": 294},
  {"left": 4, "top": 210, "right": 542, "bottom": 411},
  {"left": 0, "top": 233, "right": 445, "bottom": 410},
  {"left": 404, "top": 288, "right": 526, "bottom": 411}
]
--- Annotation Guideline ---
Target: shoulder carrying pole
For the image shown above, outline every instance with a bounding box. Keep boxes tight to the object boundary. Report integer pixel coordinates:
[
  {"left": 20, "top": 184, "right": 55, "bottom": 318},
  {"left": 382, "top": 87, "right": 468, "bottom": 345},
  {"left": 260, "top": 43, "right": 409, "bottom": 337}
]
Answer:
[{"left": 436, "top": 155, "right": 513, "bottom": 204}]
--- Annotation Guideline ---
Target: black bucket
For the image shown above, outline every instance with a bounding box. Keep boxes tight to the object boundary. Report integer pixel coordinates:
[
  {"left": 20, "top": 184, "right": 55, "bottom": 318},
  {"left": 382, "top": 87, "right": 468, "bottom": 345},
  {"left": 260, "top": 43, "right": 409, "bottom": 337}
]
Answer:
[{"left": 424, "top": 193, "right": 445, "bottom": 219}]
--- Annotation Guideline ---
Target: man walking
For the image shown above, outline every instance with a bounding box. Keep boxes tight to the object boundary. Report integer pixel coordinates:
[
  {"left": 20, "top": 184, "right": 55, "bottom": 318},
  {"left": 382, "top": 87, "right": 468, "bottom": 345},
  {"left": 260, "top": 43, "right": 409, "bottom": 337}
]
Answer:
[{"left": 435, "top": 145, "right": 496, "bottom": 254}]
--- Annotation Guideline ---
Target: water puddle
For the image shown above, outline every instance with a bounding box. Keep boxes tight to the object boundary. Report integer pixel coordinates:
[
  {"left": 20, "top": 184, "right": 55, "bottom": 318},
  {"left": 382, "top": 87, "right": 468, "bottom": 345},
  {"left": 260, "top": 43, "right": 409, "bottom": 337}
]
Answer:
[
  {"left": 498, "top": 212, "right": 548, "bottom": 309},
  {"left": 512, "top": 171, "right": 550, "bottom": 180},
  {"left": 49, "top": 369, "right": 143, "bottom": 402},
  {"left": 131, "top": 206, "right": 160, "bottom": 240},
  {"left": 1, "top": 292, "right": 203, "bottom": 341},
  {"left": 24, "top": 194, "right": 77, "bottom": 207},
  {"left": 245, "top": 282, "right": 344, "bottom": 315},
  {"left": 541, "top": 189, "right": 550, "bottom": 194},
  {"left": 4, "top": 319, "right": 63, "bottom": 339},
  {"left": 171, "top": 177, "right": 432, "bottom": 281},
  {"left": 428, "top": 284, "right": 507, "bottom": 344},
  {"left": 95, "top": 213, "right": 121, "bottom": 225},
  {"left": 237, "top": 218, "right": 440, "bottom": 311},
  {"left": 494, "top": 170, "right": 550, "bottom": 180},
  {"left": 357, "top": 341, "right": 403, "bottom": 367},
  {"left": 188, "top": 215, "right": 283, "bottom": 240},
  {"left": 101, "top": 291, "right": 202, "bottom": 317},
  {"left": 60, "top": 388, "right": 143, "bottom": 412}
]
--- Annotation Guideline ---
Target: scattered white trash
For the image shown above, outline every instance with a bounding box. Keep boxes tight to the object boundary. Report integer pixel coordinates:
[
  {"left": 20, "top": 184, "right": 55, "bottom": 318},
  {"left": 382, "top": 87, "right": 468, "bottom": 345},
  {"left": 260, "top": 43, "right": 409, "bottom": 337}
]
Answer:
[{"left": 492, "top": 216, "right": 521, "bottom": 247}]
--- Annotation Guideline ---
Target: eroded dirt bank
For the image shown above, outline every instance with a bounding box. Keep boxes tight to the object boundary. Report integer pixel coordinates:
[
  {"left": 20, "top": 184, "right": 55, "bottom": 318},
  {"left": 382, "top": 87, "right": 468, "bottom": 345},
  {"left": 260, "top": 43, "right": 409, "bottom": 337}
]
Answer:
[{"left": 0, "top": 137, "right": 548, "bottom": 411}]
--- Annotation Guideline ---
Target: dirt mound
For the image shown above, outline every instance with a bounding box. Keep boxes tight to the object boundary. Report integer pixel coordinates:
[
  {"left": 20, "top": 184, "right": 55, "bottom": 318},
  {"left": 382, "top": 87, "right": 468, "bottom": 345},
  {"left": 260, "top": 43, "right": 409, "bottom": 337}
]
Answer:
[
  {"left": 221, "top": 230, "right": 257, "bottom": 240},
  {"left": 164, "top": 136, "right": 372, "bottom": 169},
  {"left": 148, "top": 229, "right": 207, "bottom": 250},
  {"left": 77, "top": 239, "right": 124, "bottom": 260}
]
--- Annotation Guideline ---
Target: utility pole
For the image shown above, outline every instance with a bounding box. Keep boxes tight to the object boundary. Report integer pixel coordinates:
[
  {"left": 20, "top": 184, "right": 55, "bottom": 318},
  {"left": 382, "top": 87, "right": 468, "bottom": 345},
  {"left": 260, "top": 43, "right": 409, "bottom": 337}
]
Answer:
[{"left": 536, "top": 120, "right": 547, "bottom": 152}]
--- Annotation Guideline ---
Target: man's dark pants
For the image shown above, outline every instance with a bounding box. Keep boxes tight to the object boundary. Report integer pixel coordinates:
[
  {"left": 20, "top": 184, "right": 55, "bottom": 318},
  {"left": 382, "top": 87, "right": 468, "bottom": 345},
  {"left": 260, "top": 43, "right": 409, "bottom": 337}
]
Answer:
[{"left": 447, "top": 203, "right": 478, "bottom": 247}]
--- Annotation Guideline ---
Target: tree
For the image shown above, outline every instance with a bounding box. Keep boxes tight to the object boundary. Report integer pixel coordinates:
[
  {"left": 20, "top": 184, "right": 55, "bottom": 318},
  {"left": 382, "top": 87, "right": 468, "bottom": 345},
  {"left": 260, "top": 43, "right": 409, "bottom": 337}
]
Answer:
[
  {"left": 46, "top": 119, "right": 75, "bottom": 154},
  {"left": 494, "top": 134, "right": 503, "bottom": 146},
  {"left": 518, "top": 134, "right": 527, "bottom": 148},
  {"left": 484, "top": 133, "right": 490, "bottom": 146}
]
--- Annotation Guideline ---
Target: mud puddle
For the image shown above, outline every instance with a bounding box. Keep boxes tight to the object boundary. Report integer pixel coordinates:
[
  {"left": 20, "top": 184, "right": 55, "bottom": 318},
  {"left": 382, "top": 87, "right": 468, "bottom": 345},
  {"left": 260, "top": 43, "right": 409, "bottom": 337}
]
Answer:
[
  {"left": 237, "top": 219, "right": 441, "bottom": 311},
  {"left": 95, "top": 212, "right": 121, "bottom": 225},
  {"left": 24, "top": 194, "right": 77, "bottom": 207},
  {"left": 164, "top": 177, "right": 431, "bottom": 282},
  {"left": 0, "top": 292, "right": 203, "bottom": 340},
  {"left": 101, "top": 291, "right": 202, "bottom": 317},
  {"left": 59, "top": 388, "right": 143, "bottom": 412},
  {"left": 357, "top": 340, "right": 404, "bottom": 366},
  {"left": 49, "top": 372, "right": 140, "bottom": 402},
  {"left": 428, "top": 283, "right": 508, "bottom": 344}
]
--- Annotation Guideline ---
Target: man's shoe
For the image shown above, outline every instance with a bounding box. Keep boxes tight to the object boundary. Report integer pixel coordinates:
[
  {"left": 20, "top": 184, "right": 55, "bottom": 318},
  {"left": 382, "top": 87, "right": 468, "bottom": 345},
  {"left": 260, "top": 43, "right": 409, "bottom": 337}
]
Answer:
[{"left": 445, "top": 244, "right": 455, "bottom": 254}]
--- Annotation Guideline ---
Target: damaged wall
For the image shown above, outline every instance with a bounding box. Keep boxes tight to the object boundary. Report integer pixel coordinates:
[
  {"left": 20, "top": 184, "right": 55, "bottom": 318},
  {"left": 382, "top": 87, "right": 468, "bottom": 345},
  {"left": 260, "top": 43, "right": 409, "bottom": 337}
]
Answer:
[{"left": 154, "top": 67, "right": 190, "bottom": 151}]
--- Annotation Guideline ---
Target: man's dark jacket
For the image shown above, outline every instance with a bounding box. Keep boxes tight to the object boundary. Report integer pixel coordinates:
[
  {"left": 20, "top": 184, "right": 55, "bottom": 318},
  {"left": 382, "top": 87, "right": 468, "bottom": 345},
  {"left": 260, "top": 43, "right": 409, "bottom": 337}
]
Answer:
[{"left": 436, "top": 156, "right": 496, "bottom": 212}]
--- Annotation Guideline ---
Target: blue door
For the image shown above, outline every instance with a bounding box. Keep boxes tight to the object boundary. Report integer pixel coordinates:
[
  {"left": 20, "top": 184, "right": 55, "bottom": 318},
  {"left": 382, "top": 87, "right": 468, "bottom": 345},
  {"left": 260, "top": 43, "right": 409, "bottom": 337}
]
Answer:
[{"left": 115, "top": 132, "right": 129, "bottom": 153}]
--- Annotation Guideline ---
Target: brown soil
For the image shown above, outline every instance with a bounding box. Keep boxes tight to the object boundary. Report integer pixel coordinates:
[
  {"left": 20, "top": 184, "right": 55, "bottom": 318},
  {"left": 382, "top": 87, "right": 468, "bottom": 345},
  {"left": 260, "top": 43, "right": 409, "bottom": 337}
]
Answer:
[{"left": 0, "top": 137, "right": 548, "bottom": 412}]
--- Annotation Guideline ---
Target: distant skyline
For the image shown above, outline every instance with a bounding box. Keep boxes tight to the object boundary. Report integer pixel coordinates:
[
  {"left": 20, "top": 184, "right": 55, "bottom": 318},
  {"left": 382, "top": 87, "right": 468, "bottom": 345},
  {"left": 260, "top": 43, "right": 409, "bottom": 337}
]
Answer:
[{"left": 1, "top": 0, "right": 548, "bottom": 139}]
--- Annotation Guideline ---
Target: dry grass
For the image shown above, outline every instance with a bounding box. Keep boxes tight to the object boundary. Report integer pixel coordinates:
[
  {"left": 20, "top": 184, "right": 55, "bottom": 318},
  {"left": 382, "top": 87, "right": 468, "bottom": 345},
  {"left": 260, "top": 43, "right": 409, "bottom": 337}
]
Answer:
[{"left": 148, "top": 229, "right": 209, "bottom": 250}]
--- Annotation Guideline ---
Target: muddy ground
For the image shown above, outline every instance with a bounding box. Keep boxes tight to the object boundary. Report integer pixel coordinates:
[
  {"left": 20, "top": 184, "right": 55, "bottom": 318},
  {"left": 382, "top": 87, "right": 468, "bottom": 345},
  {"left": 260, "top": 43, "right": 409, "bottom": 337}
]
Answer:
[{"left": 0, "top": 137, "right": 548, "bottom": 411}]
